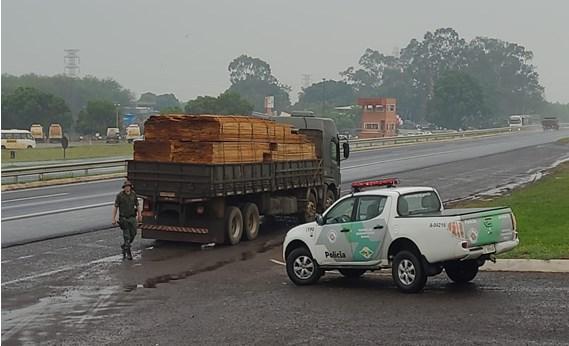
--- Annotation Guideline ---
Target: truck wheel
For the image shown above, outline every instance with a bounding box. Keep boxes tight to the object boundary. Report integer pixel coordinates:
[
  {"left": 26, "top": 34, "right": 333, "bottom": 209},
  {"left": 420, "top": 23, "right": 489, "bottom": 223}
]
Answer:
[
  {"left": 392, "top": 250, "right": 427, "bottom": 293},
  {"left": 225, "top": 206, "right": 243, "bottom": 245},
  {"left": 444, "top": 260, "right": 479, "bottom": 283},
  {"left": 339, "top": 269, "right": 366, "bottom": 278},
  {"left": 286, "top": 247, "right": 321, "bottom": 285},
  {"left": 300, "top": 192, "right": 318, "bottom": 223},
  {"left": 241, "top": 203, "right": 260, "bottom": 241}
]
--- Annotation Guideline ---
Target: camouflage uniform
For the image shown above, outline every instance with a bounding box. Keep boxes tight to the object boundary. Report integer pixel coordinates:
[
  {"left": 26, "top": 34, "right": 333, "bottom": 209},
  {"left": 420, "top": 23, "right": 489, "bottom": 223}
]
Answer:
[{"left": 114, "top": 190, "right": 139, "bottom": 253}]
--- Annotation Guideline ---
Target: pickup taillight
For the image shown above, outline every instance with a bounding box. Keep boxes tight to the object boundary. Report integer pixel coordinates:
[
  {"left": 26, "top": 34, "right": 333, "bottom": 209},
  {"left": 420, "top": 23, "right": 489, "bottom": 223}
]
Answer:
[{"left": 448, "top": 221, "right": 466, "bottom": 240}]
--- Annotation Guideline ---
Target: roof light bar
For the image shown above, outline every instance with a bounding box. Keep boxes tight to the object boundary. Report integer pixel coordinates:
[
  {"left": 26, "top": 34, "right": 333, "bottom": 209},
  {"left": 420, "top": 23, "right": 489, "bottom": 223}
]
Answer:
[{"left": 351, "top": 178, "right": 399, "bottom": 192}]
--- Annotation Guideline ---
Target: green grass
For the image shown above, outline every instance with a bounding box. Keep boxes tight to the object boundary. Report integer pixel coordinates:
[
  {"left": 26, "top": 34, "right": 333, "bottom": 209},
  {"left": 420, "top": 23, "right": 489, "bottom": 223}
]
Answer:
[
  {"left": 1, "top": 143, "right": 133, "bottom": 163},
  {"left": 450, "top": 162, "right": 569, "bottom": 259}
]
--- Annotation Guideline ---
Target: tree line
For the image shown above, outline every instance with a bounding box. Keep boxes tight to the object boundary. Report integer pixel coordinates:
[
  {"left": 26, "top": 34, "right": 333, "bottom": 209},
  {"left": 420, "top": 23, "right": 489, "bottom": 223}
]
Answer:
[{"left": 2, "top": 27, "right": 568, "bottom": 133}]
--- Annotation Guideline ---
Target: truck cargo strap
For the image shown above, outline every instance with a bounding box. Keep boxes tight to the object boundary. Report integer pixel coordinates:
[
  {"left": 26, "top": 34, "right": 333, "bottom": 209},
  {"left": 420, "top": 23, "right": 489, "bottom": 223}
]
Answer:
[{"left": 140, "top": 224, "right": 209, "bottom": 234}]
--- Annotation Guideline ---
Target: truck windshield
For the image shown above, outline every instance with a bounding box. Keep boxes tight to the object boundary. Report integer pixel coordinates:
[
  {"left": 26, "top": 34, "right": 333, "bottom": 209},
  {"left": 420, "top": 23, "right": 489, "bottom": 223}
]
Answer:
[{"left": 397, "top": 191, "right": 441, "bottom": 216}]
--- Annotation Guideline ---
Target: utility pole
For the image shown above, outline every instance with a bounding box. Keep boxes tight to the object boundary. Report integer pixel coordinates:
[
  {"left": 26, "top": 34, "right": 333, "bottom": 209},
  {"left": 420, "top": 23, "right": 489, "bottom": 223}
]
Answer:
[
  {"left": 115, "top": 103, "right": 121, "bottom": 129},
  {"left": 321, "top": 78, "right": 326, "bottom": 116}
]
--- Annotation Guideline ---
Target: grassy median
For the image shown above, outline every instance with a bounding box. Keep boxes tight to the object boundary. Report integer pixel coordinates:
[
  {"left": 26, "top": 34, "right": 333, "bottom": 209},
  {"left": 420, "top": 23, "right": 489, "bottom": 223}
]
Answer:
[
  {"left": 451, "top": 161, "right": 569, "bottom": 259},
  {"left": 1, "top": 143, "right": 133, "bottom": 163}
]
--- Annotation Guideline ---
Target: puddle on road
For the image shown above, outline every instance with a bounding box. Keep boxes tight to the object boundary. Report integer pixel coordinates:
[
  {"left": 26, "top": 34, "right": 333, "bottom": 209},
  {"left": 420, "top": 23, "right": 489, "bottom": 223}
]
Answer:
[{"left": 1, "top": 286, "right": 128, "bottom": 345}]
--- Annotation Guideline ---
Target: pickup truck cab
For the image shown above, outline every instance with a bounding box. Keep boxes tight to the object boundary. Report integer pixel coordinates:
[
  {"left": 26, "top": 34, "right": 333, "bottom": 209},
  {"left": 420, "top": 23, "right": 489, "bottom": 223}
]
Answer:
[{"left": 283, "top": 179, "right": 519, "bottom": 293}]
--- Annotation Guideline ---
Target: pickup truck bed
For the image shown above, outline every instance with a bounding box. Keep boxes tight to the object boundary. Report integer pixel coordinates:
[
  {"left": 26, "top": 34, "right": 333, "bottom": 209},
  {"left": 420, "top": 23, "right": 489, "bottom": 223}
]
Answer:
[{"left": 401, "top": 207, "right": 509, "bottom": 217}]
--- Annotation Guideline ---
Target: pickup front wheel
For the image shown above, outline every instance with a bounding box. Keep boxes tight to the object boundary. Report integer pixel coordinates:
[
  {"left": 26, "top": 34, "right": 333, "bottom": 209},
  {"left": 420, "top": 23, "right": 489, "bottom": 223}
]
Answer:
[
  {"left": 392, "top": 250, "right": 427, "bottom": 293},
  {"left": 444, "top": 260, "right": 479, "bottom": 283},
  {"left": 286, "top": 247, "right": 321, "bottom": 285}
]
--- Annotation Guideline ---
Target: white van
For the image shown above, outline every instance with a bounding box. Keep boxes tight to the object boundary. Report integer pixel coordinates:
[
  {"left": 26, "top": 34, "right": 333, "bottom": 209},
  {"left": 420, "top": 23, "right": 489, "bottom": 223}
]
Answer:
[{"left": 1, "top": 130, "right": 37, "bottom": 149}]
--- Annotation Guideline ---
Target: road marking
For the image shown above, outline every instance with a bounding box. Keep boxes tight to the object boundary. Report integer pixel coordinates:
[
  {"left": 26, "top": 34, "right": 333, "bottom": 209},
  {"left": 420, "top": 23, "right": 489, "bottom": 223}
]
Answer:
[
  {"left": 270, "top": 259, "right": 285, "bottom": 266},
  {"left": 1, "top": 192, "right": 114, "bottom": 210},
  {"left": 1, "top": 253, "right": 123, "bottom": 286},
  {"left": 2, "top": 193, "right": 68, "bottom": 203},
  {"left": 17, "top": 255, "right": 35, "bottom": 260},
  {"left": 1, "top": 202, "right": 114, "bottom": 222},
  {"left": 343, "top": 149, "right": 460, "bottom": 170}
]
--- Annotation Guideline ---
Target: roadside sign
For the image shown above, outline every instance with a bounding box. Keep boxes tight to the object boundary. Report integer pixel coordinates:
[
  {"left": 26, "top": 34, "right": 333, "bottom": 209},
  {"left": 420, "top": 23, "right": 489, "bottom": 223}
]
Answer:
[{"left": 61, "top": 136, "right": 69, "bottom": 159}]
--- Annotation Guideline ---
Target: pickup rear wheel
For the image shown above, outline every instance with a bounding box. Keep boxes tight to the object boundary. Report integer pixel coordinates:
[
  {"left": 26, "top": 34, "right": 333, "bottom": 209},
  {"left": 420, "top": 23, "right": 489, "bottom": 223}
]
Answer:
[
  {"left": 444, "top": 260, "right": 479, "bottom": 283},
  {"left": 286, "top": 247, "right": 321, "bottom": 285},
  {"left": 241, "top": 203, "right": 260, "bottom": 241},
  {"left": 392, "top": 250, "right": 427, "bottom": 293},
  {"left": 224, "top": 206, "right": 243, "bottom": 245},
  {"left": 339, "top": 269, "right": 366, "bottom": 279}
]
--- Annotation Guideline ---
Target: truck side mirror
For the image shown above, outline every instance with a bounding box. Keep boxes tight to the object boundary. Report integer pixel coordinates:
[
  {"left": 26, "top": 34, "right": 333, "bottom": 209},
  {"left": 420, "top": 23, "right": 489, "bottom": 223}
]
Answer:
[
  {"left": 315, "top": 214, "right": 325, "bottom": 226},
  {"left": 342, "top": 142, "right": 350, "bottom": 159}
]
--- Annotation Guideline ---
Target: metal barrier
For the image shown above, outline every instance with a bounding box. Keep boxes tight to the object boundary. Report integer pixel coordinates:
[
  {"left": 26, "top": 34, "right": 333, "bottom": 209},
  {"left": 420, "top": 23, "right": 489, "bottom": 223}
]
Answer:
[
  {"left": 0, "top": 127, "right": 515, "bottom": 184},
  {"left": 2, "top": 159, "right": 127, "bottom": 184}
]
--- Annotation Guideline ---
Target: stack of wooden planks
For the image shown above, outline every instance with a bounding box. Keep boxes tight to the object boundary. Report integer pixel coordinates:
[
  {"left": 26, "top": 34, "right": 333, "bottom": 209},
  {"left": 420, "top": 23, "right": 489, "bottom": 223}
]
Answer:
[{"left": 134, "top": 114, "right": 317, "bottom": 164}]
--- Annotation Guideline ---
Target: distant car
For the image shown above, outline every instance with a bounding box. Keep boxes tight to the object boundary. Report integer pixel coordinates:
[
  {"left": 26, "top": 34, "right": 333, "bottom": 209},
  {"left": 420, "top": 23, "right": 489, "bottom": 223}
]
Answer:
[
  {"left": 106, "top": 127, "right": 121, "bottom": 143},
  {"left": 1, "top": 129, "right": 37, "bottom": 149}
]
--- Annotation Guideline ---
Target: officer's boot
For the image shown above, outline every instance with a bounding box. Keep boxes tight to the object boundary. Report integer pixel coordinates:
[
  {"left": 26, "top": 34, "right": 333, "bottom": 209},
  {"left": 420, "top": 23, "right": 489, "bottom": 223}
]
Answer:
[
  {"left": 126, "top": 247, "right": 133, "bottom": 260},
  {"left": 121, "top": 244, "right": 126, "bottom": 260}
]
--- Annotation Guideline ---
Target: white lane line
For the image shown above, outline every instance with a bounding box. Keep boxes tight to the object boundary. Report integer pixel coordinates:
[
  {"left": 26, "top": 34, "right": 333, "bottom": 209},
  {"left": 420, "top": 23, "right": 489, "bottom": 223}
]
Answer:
[
  {"left": 2, "top": 193, "right": 69, "bottom": 203},
  {"left": 342, "top": 149, "right": 460, "bottom": 170},
  {"left": 270, "top": 259, "right": 285, "bottom": 266},
  {"left": 1, "top": 192, "right": 114, "bottom": 210},
  {"left": 1, "top": 202, "right": 114, "bottom": 222},
  {"left": 17, "top": 255, "right": 35, "bottom": 260}
]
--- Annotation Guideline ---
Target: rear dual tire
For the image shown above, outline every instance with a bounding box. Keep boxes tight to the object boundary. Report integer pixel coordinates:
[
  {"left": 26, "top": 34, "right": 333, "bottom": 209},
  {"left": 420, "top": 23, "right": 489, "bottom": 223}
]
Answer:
[{"left": 225, "top": 203, "right": 261, "bottom": 245}]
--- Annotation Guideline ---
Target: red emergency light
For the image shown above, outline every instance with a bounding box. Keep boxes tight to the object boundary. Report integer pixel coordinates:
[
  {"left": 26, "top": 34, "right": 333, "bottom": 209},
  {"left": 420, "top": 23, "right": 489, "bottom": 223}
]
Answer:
[{"left": 351, "top": 178, "right": 399, "bottom": 192}]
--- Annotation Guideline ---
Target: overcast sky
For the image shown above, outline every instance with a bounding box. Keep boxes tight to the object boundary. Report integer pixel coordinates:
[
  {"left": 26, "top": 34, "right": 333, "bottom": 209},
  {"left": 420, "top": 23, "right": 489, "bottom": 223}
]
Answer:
[{"left": 2, "top": 0, "right": 568, "bottom": 103}]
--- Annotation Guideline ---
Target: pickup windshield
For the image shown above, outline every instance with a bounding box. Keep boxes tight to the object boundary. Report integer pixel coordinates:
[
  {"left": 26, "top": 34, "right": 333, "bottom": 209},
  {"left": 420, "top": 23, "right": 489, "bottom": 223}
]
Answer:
[{"left": 398, "top": 191, "right": 441, "bottom": 216}]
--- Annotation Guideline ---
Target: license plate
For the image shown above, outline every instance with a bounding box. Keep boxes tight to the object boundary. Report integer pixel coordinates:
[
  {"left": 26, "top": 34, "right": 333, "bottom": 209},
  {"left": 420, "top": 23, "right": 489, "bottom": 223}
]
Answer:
[{"left": 483, "top": 244, "right": 496, "bottom": 254}]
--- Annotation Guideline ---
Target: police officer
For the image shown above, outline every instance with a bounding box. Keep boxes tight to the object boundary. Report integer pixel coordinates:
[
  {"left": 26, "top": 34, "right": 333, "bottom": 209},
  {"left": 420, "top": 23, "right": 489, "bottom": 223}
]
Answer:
[{"left": 112, "top": 180, "right": 142, "bottom": 260}]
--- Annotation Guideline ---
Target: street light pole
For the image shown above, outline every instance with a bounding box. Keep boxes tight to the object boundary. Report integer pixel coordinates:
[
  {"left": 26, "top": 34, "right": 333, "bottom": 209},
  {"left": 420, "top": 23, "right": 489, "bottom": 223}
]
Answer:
[
  {"left": 321, "top": 78, "right": 326, "bottom": 116},
  {"left": 115, "top": 103, "right": 120, "bottom": 129}
]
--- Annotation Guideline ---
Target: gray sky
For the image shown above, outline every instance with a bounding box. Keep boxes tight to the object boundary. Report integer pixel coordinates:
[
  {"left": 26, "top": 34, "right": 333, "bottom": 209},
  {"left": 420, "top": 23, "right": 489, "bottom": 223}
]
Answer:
[{"left": 2, "top": 0, "right": 568, "bottom": 103}]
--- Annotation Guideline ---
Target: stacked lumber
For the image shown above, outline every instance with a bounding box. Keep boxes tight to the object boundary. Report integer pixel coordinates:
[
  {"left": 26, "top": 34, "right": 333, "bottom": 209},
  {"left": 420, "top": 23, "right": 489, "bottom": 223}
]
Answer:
[{"left": 134, "top": 114, "right": 317, "bottom": 164}]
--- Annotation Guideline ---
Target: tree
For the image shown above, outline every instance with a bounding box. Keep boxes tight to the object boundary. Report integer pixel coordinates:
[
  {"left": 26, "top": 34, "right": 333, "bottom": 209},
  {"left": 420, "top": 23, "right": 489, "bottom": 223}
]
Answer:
[
  {"left": 226, "top": 55, "right": 291, "bottom": 113},
  {"left": 296, "top": 80, "right": 355, "bottom": 110},
  {"left": 156, "top": 94, "right": 181, "bottom": 111},
  {"left": 427, "top": 71, "right": 490, "bottom": 129},
  {"left": 1, "top": 87, "right": 71, "bottom": 130},
  {"left": 76, "top": 100, "right": 117, "bottom": 134},
  {"left": 228, "top": 54, "right": 275, "bottom": 84},
  {"left": 160, "top": 106, "right": 184, "bottom": 115},
  {"left": 185, "top": 92, "right": 253, "bottom": 115},
  {"left": 2, "top": 73, "right": 133, "bottom": 122}
]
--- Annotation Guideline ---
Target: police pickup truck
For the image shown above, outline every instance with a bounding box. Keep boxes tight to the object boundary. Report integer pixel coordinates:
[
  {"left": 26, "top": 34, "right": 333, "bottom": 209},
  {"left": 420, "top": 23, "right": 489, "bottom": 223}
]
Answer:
[{"left": 283, "top": 179, "right": 519, "bottom": 293}]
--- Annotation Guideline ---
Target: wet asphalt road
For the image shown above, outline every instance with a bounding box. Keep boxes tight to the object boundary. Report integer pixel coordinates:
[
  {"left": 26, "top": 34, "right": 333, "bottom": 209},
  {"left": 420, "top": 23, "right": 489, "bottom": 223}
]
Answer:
[
  {"left": 2, "top": 135, "right": 569, "bottom": 344},
  {"left": 2, "top": 228, "right": 569, "bottom": 345},
  {"left": 2, "top": 129, "right": 569, "bottom": 247}
]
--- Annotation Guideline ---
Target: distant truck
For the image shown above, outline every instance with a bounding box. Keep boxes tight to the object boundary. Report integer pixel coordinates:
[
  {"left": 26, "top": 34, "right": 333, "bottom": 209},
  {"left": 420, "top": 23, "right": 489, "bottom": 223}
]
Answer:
[
  {"left": 541, "top": 117, "right": 559, "bottom": 130},
  {"left": 30, "top": 124, "right": 45, "bottom": 142},
  {"left": 126, "top": 124, "right": 142, "bottom": 143},
  {"left": 508, "top": 115, "right": 531, "bottom": 130},
  {"left": 48, "top": 124, "right": 63, "bottom": 143},
  {"left": 106, "top": 127, "right": 121, "bottom": 143},
  {"left": 127, "top": 114, "right": 350, "bottom": 245},
  {"left": 283, "top": 179, "right": 519, "bottom": 293}
]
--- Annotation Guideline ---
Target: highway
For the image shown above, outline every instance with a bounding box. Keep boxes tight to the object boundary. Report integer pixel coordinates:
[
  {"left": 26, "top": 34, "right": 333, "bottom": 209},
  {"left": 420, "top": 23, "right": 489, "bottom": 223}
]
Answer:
[{"left": 2, "top": 129, "right": 569, "bottom": 247}]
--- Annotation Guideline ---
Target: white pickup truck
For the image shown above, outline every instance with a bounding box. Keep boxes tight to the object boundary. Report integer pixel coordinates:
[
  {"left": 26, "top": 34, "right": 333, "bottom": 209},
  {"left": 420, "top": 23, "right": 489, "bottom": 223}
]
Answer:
[{"left": 283, "top": 179, "right": 519, "bottom": 293}]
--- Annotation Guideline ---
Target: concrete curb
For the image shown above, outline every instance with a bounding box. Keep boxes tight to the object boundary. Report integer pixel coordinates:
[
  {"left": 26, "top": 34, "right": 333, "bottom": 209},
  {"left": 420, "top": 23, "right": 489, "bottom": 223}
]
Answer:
[
  {"left": 481, "top": 259, "right": 569, "bottom": 273},
  {"left": 1, "top": 173, "right": 125, "bottom": 191}
]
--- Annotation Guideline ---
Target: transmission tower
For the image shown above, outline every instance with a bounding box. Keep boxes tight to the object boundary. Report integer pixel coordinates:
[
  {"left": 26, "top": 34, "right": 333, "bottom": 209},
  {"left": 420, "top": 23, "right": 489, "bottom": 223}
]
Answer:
[
  {"left": 301, "top": 74, "right": 312, "bottom": 89},
  {"left": 64, "top": 49, "right": 80, "bottom": 77}
]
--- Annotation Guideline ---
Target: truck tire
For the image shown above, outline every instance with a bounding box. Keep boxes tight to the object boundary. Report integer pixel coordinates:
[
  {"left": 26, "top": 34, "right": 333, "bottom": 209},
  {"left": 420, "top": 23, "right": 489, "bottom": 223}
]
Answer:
[
  {"left": 444, "top": 260, "right": 479, "bottom": 283},
  {"left": 339, "top": 269, "right": 366, "bottom": 278},
  {"left": 241, "top": 203, "right": 260, "bottom": 241},
  {"left": 392, "top": 250, "right": 427, "bottom": 293},
  {"left": 225, "top": 206, "right": 243, "bottom": 245},
  {"left": 300, "top": 191, "right": 318, "bottom": 223},
  {"left": 286, "top": 247, "right": 321, "bottom": 285},
  {"left": 324, "top": 189, "right": 336, "bottom": 210}
]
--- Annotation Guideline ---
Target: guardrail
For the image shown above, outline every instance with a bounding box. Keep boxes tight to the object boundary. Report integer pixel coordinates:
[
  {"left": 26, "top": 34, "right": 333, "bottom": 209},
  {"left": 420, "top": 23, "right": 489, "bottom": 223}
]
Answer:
[
  {"left": 0, "top": 127, "right": 518, "bottom": 184},
  {"left": 1, "top": 159, "right": 127, "bottom": 184},
  {"left": 349, "top": 127, "right": 512, "bottom": 151}
]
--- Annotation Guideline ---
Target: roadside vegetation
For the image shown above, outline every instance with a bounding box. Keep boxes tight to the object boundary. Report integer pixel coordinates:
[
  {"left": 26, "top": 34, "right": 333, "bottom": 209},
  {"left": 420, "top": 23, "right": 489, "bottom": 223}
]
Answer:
[
  {"left": 450, "top": 161, "right": 569, "bottom": 259},
  {"left": 1, "top": 143, "right": 133, "bottom": 164}
]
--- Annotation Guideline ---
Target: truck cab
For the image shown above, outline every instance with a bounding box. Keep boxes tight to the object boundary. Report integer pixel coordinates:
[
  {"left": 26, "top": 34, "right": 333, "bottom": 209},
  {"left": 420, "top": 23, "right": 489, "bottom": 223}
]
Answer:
[{"left": 283, "top": 179, "right": 519, "bottom": 293}]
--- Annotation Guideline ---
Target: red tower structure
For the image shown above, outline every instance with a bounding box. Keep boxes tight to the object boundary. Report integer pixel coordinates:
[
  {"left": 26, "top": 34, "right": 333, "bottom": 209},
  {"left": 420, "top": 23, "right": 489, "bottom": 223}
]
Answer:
[{"left": 358, "top": 98, "right": 397, "bottom": 138}]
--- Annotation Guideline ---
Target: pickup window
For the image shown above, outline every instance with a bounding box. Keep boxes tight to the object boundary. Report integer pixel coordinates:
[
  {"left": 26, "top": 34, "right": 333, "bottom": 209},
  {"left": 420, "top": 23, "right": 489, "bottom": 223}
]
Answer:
[
  {"left": 324, "top": 197, "right": 355, "bottom": 224},
  {"left": 355, "top": 196, "right": 387, "bottom": 221},
  {"left": 397, "top": 191, "right": 441, "bottom": 216}
]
